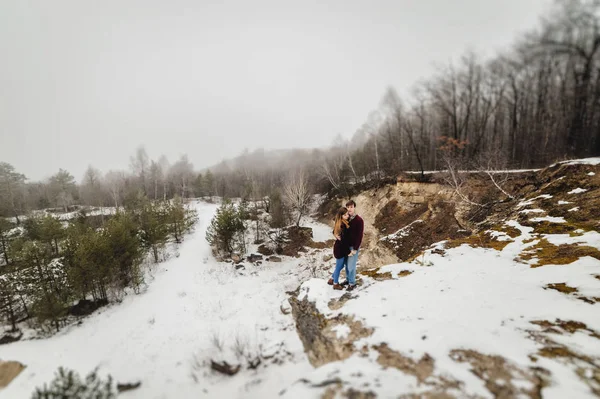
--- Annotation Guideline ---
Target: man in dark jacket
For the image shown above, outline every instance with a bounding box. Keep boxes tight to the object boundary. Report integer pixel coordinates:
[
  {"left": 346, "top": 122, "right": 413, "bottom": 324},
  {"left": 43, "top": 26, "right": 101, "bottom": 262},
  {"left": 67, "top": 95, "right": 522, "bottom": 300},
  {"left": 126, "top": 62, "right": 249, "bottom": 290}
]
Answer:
[{"left": 342, "top": 200, "right": 363, "bottom": 291}]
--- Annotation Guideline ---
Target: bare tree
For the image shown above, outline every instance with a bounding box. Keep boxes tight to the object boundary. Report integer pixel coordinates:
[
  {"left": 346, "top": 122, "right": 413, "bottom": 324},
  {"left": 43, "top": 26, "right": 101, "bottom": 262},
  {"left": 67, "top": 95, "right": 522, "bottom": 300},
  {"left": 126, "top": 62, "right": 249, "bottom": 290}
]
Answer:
[
  {"left": 529, "top": 0, "right": 600, "bottom": 155},
  {"left": 475, "top": 150, "right": 515, "bottom": 200},
  {"left": 168, "top": 155, "right": 194, "bottom": 199},
  {"left": 438, "top": 136, "right": 482, "bottom": 206},
  {"left": 130, "top": 146, "right": 150, "bottom": 196},
  {"left": 80, "top": 165, "right": 104, "bottom": 206},
  {"left": 320, "top": 152, "right": 345, "bottom": 190},
  {"left": 282, "top": 170, "right": 312, "bottom": 227},
  {"left": 149, "top": 161, "right": 163, "bottom": 200},
  {"left": 104, "top": 170, "right": 125, "bottom": 208},
  {"left": 158, "top": 155, "right": 170, "bottom": 200}
]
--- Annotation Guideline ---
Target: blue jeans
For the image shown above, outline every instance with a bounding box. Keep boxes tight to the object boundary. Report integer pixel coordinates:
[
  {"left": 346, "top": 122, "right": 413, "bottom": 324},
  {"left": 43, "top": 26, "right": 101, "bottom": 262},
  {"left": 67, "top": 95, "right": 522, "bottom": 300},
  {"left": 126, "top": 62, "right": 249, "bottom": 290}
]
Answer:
[
  {"left": 332, "top": 256, "right": 347, "bottom": 284},
  {"left": 346, "top": 249, "right": 358, "bottom": 285}
]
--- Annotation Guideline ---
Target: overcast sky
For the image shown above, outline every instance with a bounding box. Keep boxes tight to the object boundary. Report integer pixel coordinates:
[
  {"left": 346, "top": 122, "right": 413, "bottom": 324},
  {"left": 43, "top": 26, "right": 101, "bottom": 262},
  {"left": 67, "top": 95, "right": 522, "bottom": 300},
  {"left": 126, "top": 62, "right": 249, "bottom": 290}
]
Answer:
[{"left": 0, "top": 0, "right": 551, "bottom": 181}]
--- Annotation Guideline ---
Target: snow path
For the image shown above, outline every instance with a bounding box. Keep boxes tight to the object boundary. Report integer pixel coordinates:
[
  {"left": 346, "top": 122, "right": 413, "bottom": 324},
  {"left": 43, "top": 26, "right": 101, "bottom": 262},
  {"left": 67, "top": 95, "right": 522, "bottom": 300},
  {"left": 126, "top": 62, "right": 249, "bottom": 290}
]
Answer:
[{"left": 1, "top": 201, "right": 314, "bottom": 398}]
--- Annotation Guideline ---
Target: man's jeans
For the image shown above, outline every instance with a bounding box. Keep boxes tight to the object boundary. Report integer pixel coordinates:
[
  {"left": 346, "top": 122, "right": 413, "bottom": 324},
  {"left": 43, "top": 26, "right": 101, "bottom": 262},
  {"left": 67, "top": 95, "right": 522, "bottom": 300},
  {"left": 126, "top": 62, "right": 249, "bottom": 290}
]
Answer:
[{"left": 346, "top": 249, "right": 359, "bottom": 285}]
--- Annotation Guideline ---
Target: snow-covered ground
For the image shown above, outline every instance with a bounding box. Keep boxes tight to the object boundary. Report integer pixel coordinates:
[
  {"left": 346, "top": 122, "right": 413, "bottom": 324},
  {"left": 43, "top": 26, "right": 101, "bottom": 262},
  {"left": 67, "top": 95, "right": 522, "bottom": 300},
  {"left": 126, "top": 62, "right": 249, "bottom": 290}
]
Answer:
[
  {"left": 2, "top": 161, "right": 600, "bottom": 398},
  {"left": 558, "top": 157, "right": 600, "bottom": 166},
  {"left": 1, "top": 201, "right": 326, "bottom": 398},
  {"left": 285, "top": 221, "right": 600, "bottom": 398}
]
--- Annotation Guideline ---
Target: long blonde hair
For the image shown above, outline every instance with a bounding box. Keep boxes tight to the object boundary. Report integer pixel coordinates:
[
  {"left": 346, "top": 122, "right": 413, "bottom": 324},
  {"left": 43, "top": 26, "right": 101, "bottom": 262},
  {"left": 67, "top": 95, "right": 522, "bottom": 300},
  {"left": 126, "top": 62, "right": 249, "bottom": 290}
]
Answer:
[{"left": 334, "top": 207, "right": 349, "bottom": 237}]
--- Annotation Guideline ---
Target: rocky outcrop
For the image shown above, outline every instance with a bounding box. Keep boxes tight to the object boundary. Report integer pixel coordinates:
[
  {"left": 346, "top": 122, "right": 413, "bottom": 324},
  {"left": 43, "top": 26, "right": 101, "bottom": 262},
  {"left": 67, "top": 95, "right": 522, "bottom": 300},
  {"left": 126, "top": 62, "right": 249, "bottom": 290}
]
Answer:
[{"left": 288, "top": 291, "right": 372, "bottom": 367}]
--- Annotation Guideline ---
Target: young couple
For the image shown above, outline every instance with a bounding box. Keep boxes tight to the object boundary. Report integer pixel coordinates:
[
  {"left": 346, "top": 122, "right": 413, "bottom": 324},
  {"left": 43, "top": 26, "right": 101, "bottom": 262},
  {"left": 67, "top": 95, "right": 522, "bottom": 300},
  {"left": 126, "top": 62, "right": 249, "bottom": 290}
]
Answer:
[{"left": 327, "top": 200, "right": 364, "bottom": 291}]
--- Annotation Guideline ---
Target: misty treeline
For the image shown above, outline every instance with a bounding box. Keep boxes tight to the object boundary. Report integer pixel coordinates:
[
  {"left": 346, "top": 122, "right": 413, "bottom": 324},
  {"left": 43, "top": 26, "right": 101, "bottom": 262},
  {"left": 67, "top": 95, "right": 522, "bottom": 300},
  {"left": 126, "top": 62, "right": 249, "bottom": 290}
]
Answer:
[
  {"left": 0, "top": 196, "right": 197, "bottom": 333},
  {"left": 204, "top": 0, "right": 600, "bottom": 200},
  {"left": 0, "top": 147, "right": 214, "bottom": 221}
]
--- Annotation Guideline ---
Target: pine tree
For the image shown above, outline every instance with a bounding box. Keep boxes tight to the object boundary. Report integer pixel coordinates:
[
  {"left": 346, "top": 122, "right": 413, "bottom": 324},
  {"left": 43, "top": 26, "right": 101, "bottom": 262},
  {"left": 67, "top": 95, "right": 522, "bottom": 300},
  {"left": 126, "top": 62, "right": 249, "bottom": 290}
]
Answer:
[
  {"left": 103, "top": 213, "right": 143, "bottom": 292},
  {"left": 0, "top": 274, "right": 18, "bottom": 331},
  {"left": 0, "top": 218, "right": 14, "bottom": 265},
  {"left": 136, "top": 200, "right": 169, "bottom": 263},
  {"left": 203, "top": 170, "right": 215, "bottom": 200},
  {"left": 205, "top": 199, "right": 246, "bottom": 256},
  {"left": 20, "top": 242, "right": 69, "bottom": 332},
  {"left": 166, "top": 196, "right": 198, "bottom": 244},
  {"left": 32, "top": 366, "right": 115, "bottom": 399},
  {"left": 194, "top": 173, "right": 204, "bottom": 198},
  {"left": 62, "top": 221, "right": 91, "bottom": 302},
  {"left": 40, "top": 216, "right": 64, "bottom": 255}
]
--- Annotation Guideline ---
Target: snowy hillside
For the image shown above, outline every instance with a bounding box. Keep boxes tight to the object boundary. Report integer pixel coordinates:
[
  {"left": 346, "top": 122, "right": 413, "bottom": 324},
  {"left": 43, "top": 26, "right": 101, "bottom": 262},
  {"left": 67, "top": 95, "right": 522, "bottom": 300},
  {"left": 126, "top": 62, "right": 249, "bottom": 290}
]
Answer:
[
  {"left": 1, "top": 202, "right": 332, "bottom": 398},
  {"left": 286, "top": 222, "right": 599, "bottom": 398},
  {"left": 284, "top": 158, "right": 600, "bottom": 398},
  {"left": 1, "top": 159, "right": 600, "bottom": 398}
]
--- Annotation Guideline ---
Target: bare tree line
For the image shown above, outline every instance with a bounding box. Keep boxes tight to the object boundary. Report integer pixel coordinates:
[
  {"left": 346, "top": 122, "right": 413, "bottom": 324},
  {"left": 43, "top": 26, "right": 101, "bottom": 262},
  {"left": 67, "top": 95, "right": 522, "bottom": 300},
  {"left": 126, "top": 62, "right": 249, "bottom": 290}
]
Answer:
[
  {"left": 205, "top": 1, "right": 600, "bottom": 199},
  {"left": 358, "top": 0, "right": 600, "bottom": 177}
]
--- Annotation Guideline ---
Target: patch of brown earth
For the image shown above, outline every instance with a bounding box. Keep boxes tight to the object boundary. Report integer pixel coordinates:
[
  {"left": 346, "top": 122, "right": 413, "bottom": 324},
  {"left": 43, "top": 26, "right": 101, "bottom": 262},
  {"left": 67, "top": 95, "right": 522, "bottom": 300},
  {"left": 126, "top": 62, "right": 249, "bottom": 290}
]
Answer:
[
  {"left": 577, "top": 296, "right": 600, "bottom": 304},
  {"left": 526, "top": 320, "right": 600, "bottom": 395},
  {"left": 543, "top": 283, "right": 600, "bottom": 305},
  {"left": 536, "top": 343, "right": 600, "bottom": 396},
  {"left": 381, "top": 201, "right": 469, "bottom": 262},
  {"left": 0, "top": 360, "right": 25, "bottom": 388},
  {"left": 538, "top": 346, "right": 592, "bottom": 361},
  {"left": 374, "top": 343, "right": 466, "bottom": 397},
  {"left": 279, "top": 226, "right": 334, "bottom": 256},
  {"left": 490, "top": 224, "right": 521, "bottom": 238},
  {"left": 398, "top": 393, "right": 458, "bottom": 399},
  {"left": 518, "top": 238, "right": 600, "bottom": 267},
  {"left": 531, "top": 319, "right": 600, "bottom": 340},
  {"left": 375, "top": 343, "right": 436, "bottom": 384},
  {"left": 516, "top": 214, "right": 594, "bottom": 235},
  {"left": 328, "top": 293, "right": 357, "bottom": 310},
  {"left": 281, "top": 226, "right": 314, "bottom": 257},
  {"left": 523, "top": 163, "right": 600, "bottom": 232},
  {"left": 359, "top": 267, "right": 412, "bottom": 281},
  {"left": 521, "top": 220, "right": 577, "bottom": 235},
  {"left": 544, "top": 282, "right": 578, "bottom": 294},
  {"left": 257, "top": 244, "right": 274, "bottom": 256},
  {"left": 374, "top": 200, "right": 428, "bottom": 235},
  {"left": 320, "top": 386, "right": 377, "bottom": 399},
  {"left": 470, "top": 163, "right": 600, "bottom": 239},
  {"left": 359, "top": 268, "right": 393, "bottom": 281},
  {"left": 536, "top": 163, "right": 599, "bottom": 196},
  {"left": 308, "top": 239, "right": 335, "bottom": 250},
  {"left": 450, "top": 349, "right": 549, "bottom": 399},
  {"left": 288, "top": 293, "right": 373, "bottom": 367},
  {"left": 445, "top": 230, "right": 513, "bottom": 251},
  {"left": 344, "top": 388, "right": 377, "bottom": 398},
  {"left": 321, "top": 386, "right": 341, "bottom": 399}
]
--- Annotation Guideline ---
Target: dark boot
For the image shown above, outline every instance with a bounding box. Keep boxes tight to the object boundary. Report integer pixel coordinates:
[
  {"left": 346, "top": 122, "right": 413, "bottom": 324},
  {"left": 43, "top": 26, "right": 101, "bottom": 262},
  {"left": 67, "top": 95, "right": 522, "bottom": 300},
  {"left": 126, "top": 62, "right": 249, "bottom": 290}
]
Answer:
[
  {"left": 346, "top": 284, "right": 357, "bottom": 291},
  {"left": 333, "top": 284, "right": 344, "bottom": 290},
  {"left": 327, "top": 278, "right": 334, "bottom": 285}
]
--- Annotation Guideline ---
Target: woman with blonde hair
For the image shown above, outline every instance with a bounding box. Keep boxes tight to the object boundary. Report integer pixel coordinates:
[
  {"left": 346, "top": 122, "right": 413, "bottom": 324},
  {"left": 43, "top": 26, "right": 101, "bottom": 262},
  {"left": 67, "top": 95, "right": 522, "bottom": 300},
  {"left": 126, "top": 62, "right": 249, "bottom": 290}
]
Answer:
[{"left": 327, "top": 206, "right": 351, "bottom": 290}]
